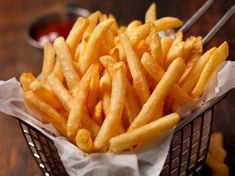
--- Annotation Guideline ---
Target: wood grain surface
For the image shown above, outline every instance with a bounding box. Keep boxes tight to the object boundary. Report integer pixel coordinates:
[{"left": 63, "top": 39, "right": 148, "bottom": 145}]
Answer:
[{"left": 0, "top": 0, "right": 234, "bottom": 175}]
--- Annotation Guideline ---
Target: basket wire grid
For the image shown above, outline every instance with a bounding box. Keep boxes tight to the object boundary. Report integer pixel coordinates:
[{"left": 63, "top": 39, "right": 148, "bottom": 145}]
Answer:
[
  {"left": 17, "top": 94, "right": 225, "bottom": 176},
  {"left": 16, "top": 1, "right": 235, "bottom": 175}
]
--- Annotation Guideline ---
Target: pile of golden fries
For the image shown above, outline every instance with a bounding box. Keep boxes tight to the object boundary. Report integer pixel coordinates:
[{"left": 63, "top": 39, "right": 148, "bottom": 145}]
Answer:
[{"left": 19, "top": 3, "right": 229, "bottom": 153}]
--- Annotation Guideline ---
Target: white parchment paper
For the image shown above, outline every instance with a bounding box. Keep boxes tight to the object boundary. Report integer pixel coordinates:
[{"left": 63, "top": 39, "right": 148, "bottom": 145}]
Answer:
[{"left": 1, "top": 61, "right": 235, "bottom": 176}]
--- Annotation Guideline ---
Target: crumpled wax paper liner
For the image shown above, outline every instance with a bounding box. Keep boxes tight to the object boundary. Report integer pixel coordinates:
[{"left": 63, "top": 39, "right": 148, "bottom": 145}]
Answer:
[{"left": 1, "top": 61, "right": 235, "bottom": 176}]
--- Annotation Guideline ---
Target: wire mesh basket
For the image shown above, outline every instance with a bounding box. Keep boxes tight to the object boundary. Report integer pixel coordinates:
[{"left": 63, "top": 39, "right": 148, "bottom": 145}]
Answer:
[{"left": 16, "top": 94, "right": 226, "bottom": 176}]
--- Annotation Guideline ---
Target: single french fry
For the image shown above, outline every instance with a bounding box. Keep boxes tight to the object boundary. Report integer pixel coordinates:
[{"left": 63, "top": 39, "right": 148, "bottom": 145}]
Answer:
[
  {"left": 206, "top": 153, "right": 229, "bottom": 176},
  {"left": 99, "top": 55, "right": 117, "bottom": 75},
  {"left": 83, "top": 11, "right": 101, "bottom": 40},
  {"left": 52, "top": 60, "right": 64, "bottom": 82},
  {"left": 94, "top": 62, "right": 126, "bottom": 151},
  {"left": 25, "top": 91, "right": 67, "bottom": 137},
  {"left": 79, "top": 19, "right": 114, "bottom": 74},
  {"left": 41, "top": 43, "right": 55, "bottom": 83},
  {"left": 165, "top": 40, "right": 185, "bottom": 68},
  {"left": 125, "top": 20, "right": 142, "bottom": 37},
  {"left": 178, "top": 54, "right": 200, "bottom": 85},
  {"left": 102, "top": 29, "right": 115, "bottom": 52},
  {"left": 54, "top": 37, "right": 81, "bottom": 91},
  {"left": 109, "top": 113, "right": 180, "bottom": 153},
  {"left": 67, "top": 64, "right": 97, "bottom": 139},
  {"left": 209, "top": 144, "right": 227, "bottom": 163},
  {"left": 92, "top": 100, "right": 103, "bottom": 126},
  {"left": 145, "top": 3, "right": 157, "bottom": 23},
  {"left": 154, "top": 17, "right": 183, "bottom": 32},
  {"left": 129, "top": 23, "right": 152, "bottom": 48},
  {"left": 29, "top": 80, "right": 63, "bottom": 111},
  {"left": 108, "top": 14, "right": 119, "bottom": 36},
  {"left": 108, "top": 47, "right": 119, "bottom": 61},
  {"left": 182, "top": 36, "right": 196, "bottom": 62},
  {"left": 20, "top": 72, "right": 36, "bottom": 92},
  {"left": 74, "top": 43, "right": 81, "bottom": 62},
  {"left": 82, "top": 112, "right": 100, "bottom": 139},
  {"left": 119, "top": 33, "right": 150, "bottom": 105},
  {"left": 192, "top": 42, "right": 229, "bottom": 98},
  {"left": 181, "top": 47, "right": 216, "bottom": 93},
  {"left": 66, "top": 17, "right": 89, "bottom": 56},
  {"left": 75, "top": 129, "right": 93, "bottom": 153},
  {"left": 136, "top": 40, "right": 149, "bottom": 58},
  {"left": 75, "top": 38, "right": 87, "bottom": 62},
  {"left": 87, "top": 67, "right": 100, "bottom": 114},
  {"left": 161, "top": 37, "right": 173, "bottom": 65},
  {"left": 147, "top": 27, "right": 163, "bottom": 67},
  {"left": 100, "top": 72, "right": 111, "bottom": 116},
  {"left": 129, "top": 57, "right": 185, "bottom": 130},
  {"left": 141, "top": 53, "right": 192, "bottom": 105},
  {"left": 47, "top": 73, "right": 73, "bottom": 111}
]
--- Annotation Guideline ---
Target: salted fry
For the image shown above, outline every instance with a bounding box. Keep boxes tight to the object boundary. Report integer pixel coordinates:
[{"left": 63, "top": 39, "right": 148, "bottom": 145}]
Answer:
[
  {"left": 87, "top": 67, "right": 100, "bottom": 114},
  {"left": 119, "top": 33, "right": 150, "bottom": 105},
  {"left": 82, "top": 112, "right": 100, "bottom": 138},
  {"left": 181, "top": 47, "right": 216, "bottom": 93},
  {"left": 125, "top": 20, "right": 142, "bottom": 37},
  {"left": 182, "top": 36, "right": 196, "bottom": 62},
  {"left": 192, "top": 42, "right": 229, "bottom": 98},
  {"left": 83, "top": 11, "right": 101, "bottom": 40},
  {"left": 79, "top": 19, "right": 114, "bottom": 74},
  {"left": 54, "top": 37, "right": 80, "bottom": 91},
  {"left": 76, "top": 38, "right": 87, "bottom": 62},
  {"left": 129, "top": 57, "right": 185, "bottom": 130},
  {"left": 154, "top": 17, "right": 183, "bottom": 32},
  {"left": 129, "top": 23, "right": 152, "bottom": 48},
  {"left": 99, "top": 55, "right": 117, "bottom": 75},
  {"left": 161, "top": 37, "right": 173, "bottom": 63},
  {"left": 165, "top": 40, "right": 185, "bottom": 68},
  {"left": 67, "top": 65, "right": 97, "bottom": 139},
  {"left": 41, "top": 43, "right": 55, "bottom": 83},
  {"left": 109, "top": 113, "right": 180, "bottom": 153},
  {"left": 147, "top": 27, "right": 163, "bottom": 67},
  {"left": 92, "top": 100, "right": 103, "bottom": 125},
  {"left": 75, "top": 129, "right": 93, "bottom": 153},
  {"left": 20, "top": 72, "right": 36, "bottom": 92},
  {"left": 52, "top": 60, "right": 64, "bottom": 82},
  {"left": 94, "top": 62, "right": 126, "bottom": 151},
  {"left": 25, "top": 91, "right": 67, "bottom": 136},
  {"left": 29, "top": 80, "right": 63, "bottom": 111},
  {"left": 47, "top": 73, "right": 73, "bottom": 111},
  {"left": 145, "top": 3, "right": 157, "bottom": 22},
  {"left": 66, "top": 17, "right": 89, "bottom": 56}
]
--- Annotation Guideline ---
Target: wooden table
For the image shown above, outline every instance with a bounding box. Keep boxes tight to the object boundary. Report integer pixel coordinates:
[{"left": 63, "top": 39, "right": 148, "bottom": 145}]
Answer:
[{"left": 0, "top": 0, "right": 234, "bottom": 175}]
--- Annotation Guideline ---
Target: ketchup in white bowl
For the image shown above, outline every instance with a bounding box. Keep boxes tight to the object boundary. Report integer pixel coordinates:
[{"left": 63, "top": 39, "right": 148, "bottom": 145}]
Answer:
[{"left": 27, "top": 6, "right": 90, "bottom": 49}]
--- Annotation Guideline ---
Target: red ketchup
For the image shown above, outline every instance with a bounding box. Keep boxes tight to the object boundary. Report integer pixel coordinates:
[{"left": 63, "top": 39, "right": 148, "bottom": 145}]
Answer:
[{"left": 33, "top": 20, "right": 74, "bottom": 47}]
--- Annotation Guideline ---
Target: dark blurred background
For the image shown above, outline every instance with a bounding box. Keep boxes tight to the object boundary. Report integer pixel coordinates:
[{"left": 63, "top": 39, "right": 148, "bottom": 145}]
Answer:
[{"left": 0, "top": 0, "right": 234, "bottom": 175}]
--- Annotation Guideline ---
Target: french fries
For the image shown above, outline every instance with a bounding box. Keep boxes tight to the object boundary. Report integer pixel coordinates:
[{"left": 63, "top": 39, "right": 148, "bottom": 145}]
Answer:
[
  {"left": 206, "top": 132, "right": 229, "bottom": 176},
  {"left": 20, "top": 3, "right": 229, "bottom": 154},
  {"left": 128, "top": 57, "right": 185, "bottom": 131},
  {"left": 94, "top": 62, "right": 126, "bottom": 151},
  {"left": 109, "top": 113, "right": 180, "bottom": 153},
  {"left": 119, "top": 33, "right": 150, "bottom": 105}
]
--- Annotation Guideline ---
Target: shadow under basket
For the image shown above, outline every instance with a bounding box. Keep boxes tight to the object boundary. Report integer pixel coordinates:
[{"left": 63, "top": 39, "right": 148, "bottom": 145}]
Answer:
[{"left": 16, "top": 94, "right": 226, "bottom": 176}]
